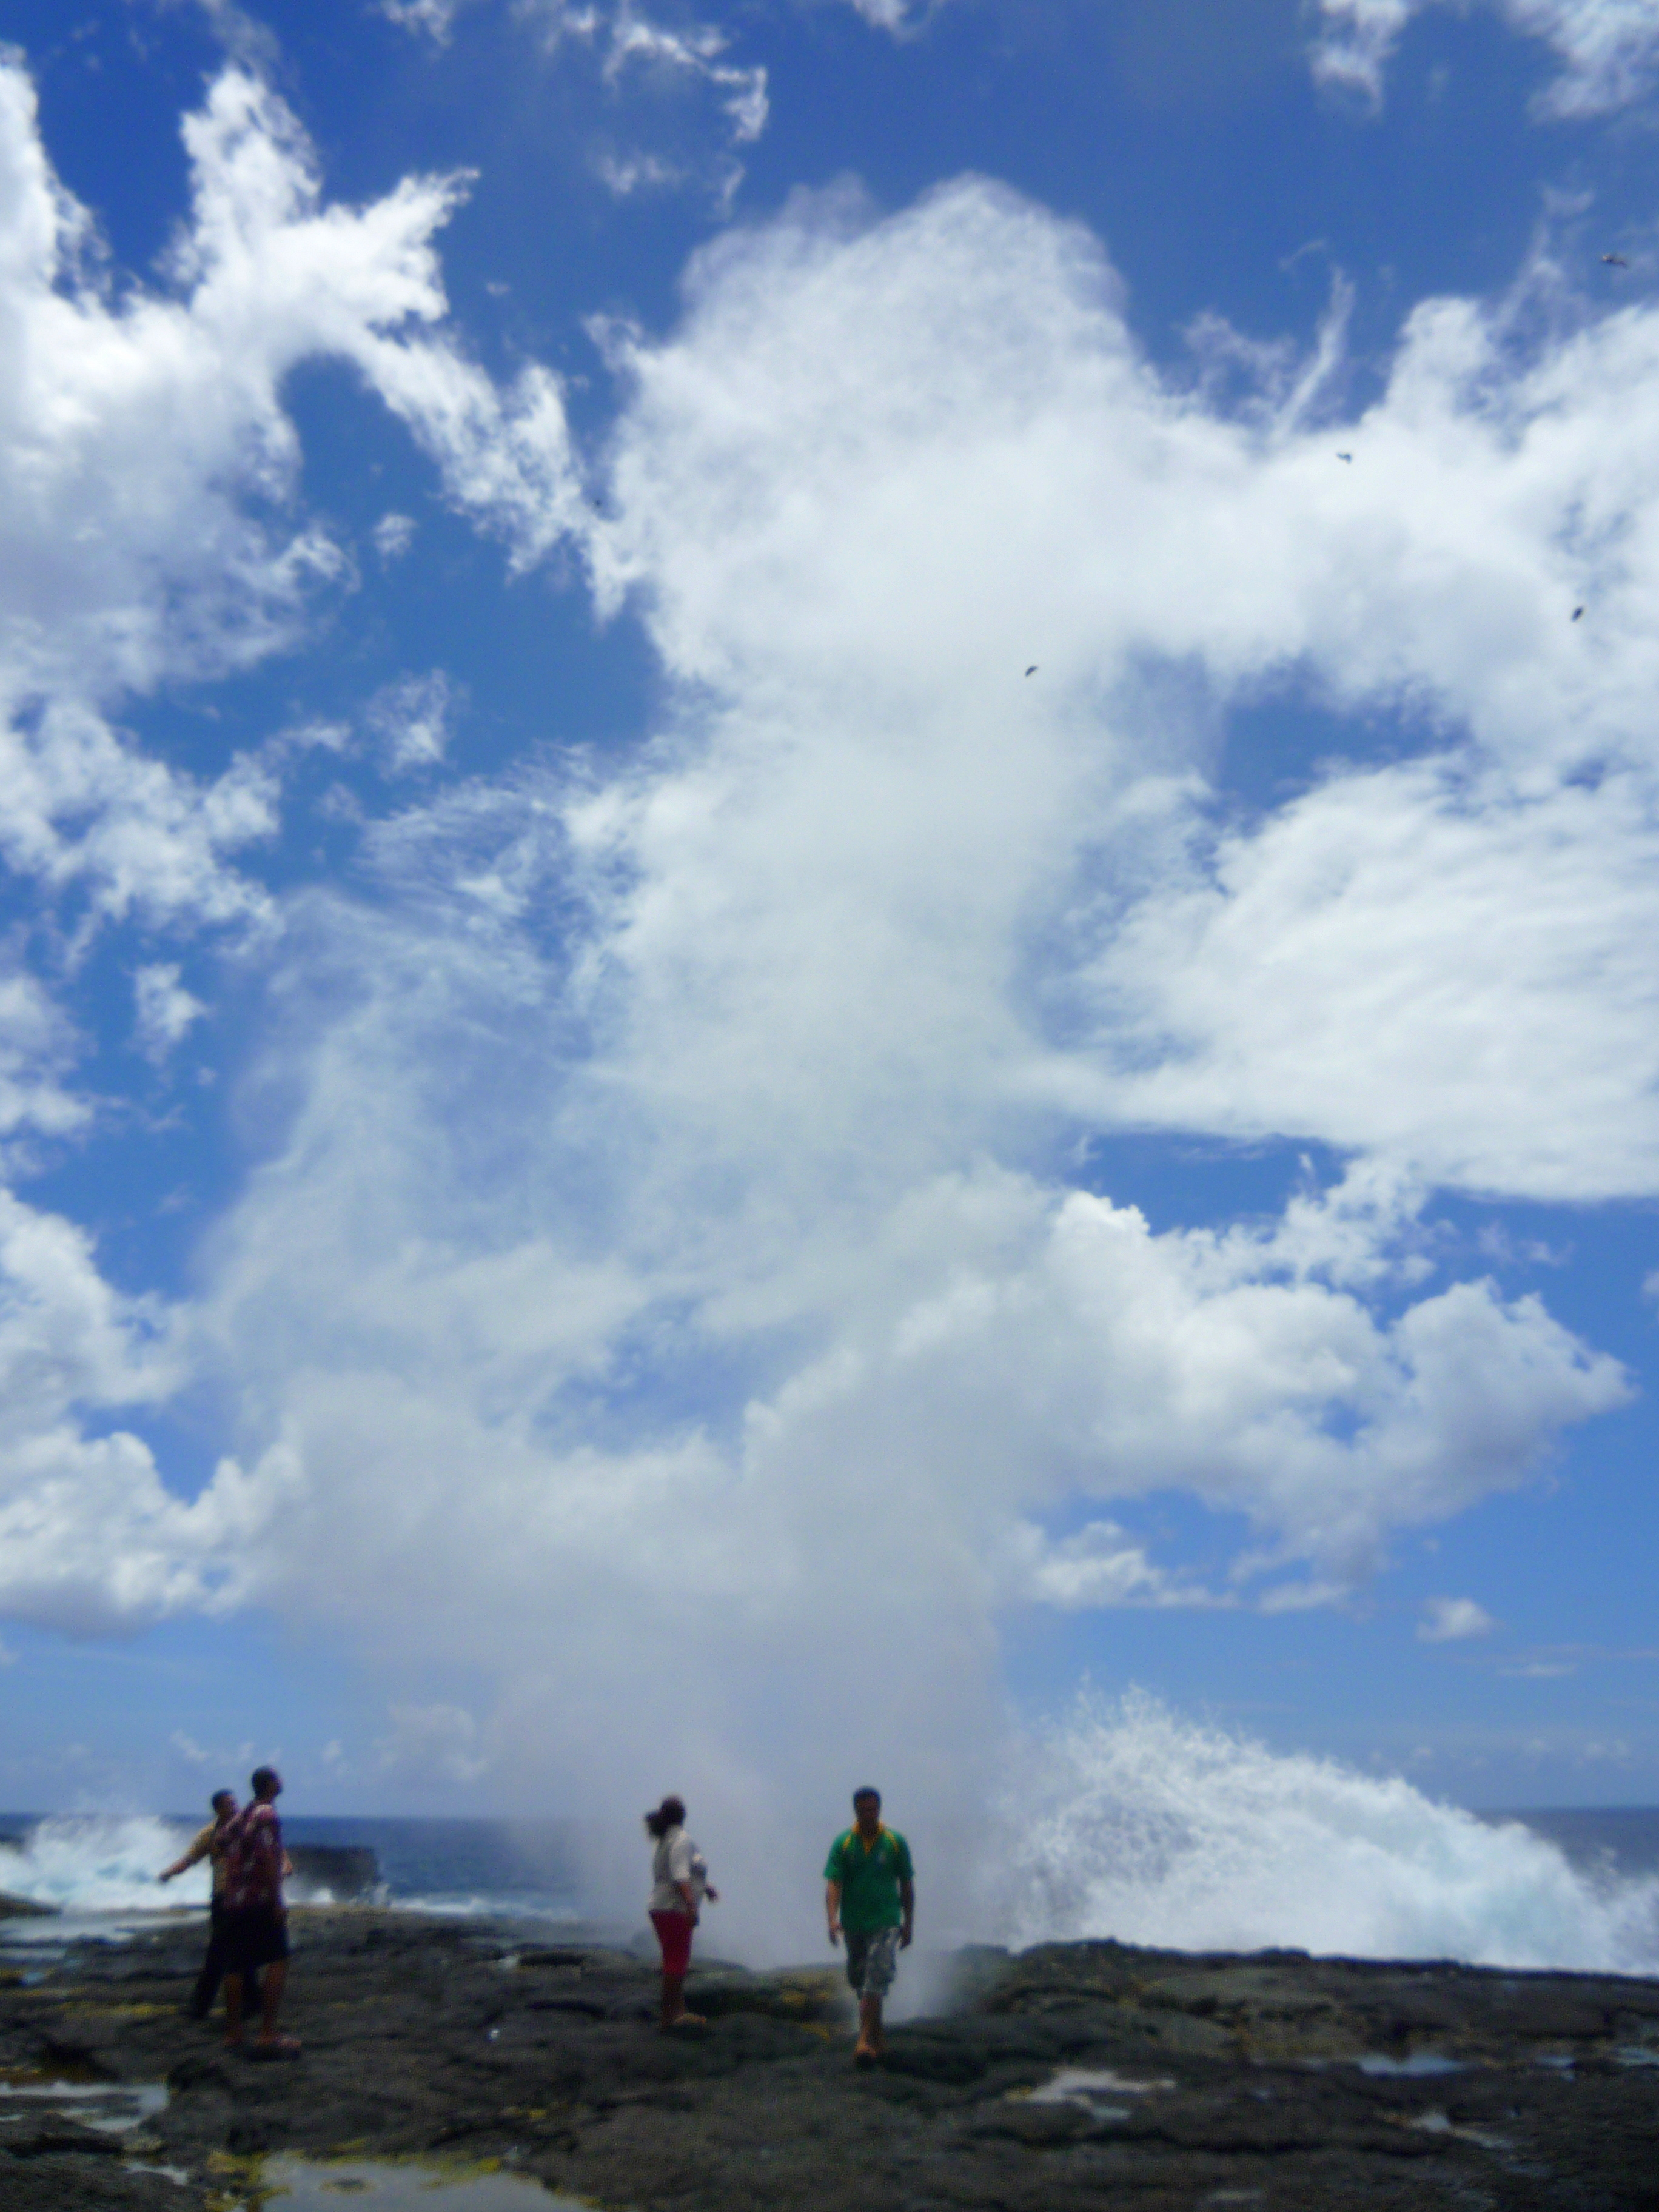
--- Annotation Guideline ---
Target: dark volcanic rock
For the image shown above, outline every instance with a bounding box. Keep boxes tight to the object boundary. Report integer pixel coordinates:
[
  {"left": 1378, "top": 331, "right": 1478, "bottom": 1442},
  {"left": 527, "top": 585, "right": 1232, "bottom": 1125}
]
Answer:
[{"left": 2, "top": 1911, "right": 1657, "bottom": 2210}]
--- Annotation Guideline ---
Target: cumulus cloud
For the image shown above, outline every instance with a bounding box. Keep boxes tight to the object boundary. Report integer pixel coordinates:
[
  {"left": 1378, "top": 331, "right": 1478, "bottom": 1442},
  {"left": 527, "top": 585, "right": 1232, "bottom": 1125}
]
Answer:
[
  {"left": 0, "top": 1185, "right": 301, "bottom": 1635},
  {"left": 1420, "top": 1595, "right": 1497, "bottom": 1640},
  {"left": 0, "top": 56, "right": 577, "bottom": 922},
  {"left": 1312, "top": 0, "right": 1659, "bottom": 115}
]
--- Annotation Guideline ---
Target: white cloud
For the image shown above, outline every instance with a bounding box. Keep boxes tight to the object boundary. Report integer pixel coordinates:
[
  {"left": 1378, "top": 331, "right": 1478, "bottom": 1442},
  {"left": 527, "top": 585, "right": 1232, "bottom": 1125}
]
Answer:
[
  {"left": 1007, "top": 1518, "right": 1222, "bottom": 1610},
  {"left": 0, "top": 1183, "right": 304, "bottom": 1635},
  {"left": 1309, "top": 0, "right": 1423, "bottom": 99},
  {"left": 372, "top": 512, "right": 418, "bottom": 561},
  {"left": 598, "top": 7, "right": 769, "bottom": 142},
  {"left": 594, "top": 150, "right": 686, "bottom": 196},
  {"left": 133, "top": 965, "right": 207, "bottom": 1063},
  {"left": 834, "top": 0, "right": 943, "bottom": 30},
  {"left": 0, "top": 56, "right": 578, "bottom": 926},
  {"left": 518, "top": 2, "right": 768, "bottom": 194},
  {"left": 1419, "top": 1595, "right": 1498, "bottom": 1640},
  {"left": 1312, "top": 0, "right": 1659, "bottom": 115},
  {"left": 378, "top": 0, "right": 480, "bottom": 41},
  {"left": 377, "top": 1701, "right": 492, "bottom": 1783},
  {"left": 1076, "top": 760, "right": 1659, "bottom": 1200},
  {"left": 0, "top": 964, "right": 89, "bottom": 1155},
  {"left": 366, "top": 670, "right": 461, "bottom": 772}
]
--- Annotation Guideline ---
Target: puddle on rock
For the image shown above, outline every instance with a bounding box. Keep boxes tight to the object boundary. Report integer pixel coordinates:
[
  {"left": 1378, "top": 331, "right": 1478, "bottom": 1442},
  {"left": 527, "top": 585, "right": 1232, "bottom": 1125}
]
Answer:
[
  {"left": 0, "top": 2075, "right": 169, "bottom": 2133},
  {"left": 1406, "top": 2109, "right": 1513, "bottom": 2153},
  {"left": 213, "top": 2157, "right": 585, "bottom": 2210},
  {"left": 1353, "top": 2051, "right": 1463, "bottom": 2078},
  {"left": 1019, "top": 2066, "right": 1175, "bottom": 2119}
]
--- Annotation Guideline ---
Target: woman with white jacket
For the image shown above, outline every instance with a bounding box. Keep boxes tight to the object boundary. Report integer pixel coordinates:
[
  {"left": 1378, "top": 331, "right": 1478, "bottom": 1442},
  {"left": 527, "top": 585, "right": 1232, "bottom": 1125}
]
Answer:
[{"left": 644, "top": 1794, "right": 719, "bottom": 2029}]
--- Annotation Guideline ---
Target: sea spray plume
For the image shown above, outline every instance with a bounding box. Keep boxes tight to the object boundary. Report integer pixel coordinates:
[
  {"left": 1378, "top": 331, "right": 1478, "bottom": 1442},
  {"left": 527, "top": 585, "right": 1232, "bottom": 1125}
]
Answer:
[
  {"left": 998, "top": 1691, "right": 1659, "bottom": 1972},
  {"left": 0, "top": 1814, "right": 209, "bottom": 1915}
]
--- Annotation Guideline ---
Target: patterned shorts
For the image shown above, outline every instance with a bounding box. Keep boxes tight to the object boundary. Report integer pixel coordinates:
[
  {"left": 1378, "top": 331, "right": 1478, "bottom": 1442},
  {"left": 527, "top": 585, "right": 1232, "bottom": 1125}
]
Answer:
[{"left": 843, "top": 1924, "right": 902, "bottom": 1999}]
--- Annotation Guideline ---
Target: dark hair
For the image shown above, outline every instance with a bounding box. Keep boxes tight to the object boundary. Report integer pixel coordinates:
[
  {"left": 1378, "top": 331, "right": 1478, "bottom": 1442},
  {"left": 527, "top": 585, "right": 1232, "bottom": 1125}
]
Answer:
[
  {"left": 250, "top": 1765, "right": 280, "bottom": 1798},
  {"left": 211, "top": 1789, "right": 235, "bottom": 1812},
  {"left": 852, "top": 1786, "right": 882, "bottom": 1807},
  {"left": 644, "top": 1795, "right": 686, "bottom": 1840}
]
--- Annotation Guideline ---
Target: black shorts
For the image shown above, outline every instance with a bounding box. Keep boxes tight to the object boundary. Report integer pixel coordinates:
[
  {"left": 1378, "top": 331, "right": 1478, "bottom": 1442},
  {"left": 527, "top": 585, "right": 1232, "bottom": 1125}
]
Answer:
[{"left": 222, "top": 1905, "right": 290, "bottom": 1974}]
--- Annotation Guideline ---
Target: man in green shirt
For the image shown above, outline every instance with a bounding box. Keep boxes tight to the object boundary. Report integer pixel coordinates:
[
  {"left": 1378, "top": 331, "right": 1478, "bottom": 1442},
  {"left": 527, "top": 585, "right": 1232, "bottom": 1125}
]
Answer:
[{"left": 824, "top": 1786, "right": 914, "bottom": 2064}]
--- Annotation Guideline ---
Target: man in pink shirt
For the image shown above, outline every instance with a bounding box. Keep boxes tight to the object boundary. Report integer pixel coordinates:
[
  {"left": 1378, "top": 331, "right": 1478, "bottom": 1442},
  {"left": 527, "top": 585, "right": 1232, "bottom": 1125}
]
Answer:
[{"left": 221, "top": 1766, "right": 299, "bottom": 2057}]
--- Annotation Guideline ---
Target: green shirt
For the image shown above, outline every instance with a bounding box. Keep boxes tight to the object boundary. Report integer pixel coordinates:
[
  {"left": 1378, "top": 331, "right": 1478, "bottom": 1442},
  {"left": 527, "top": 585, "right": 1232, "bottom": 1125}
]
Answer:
[{"left": 824, "top": 1825, "right": 914, "bottom": 1933}]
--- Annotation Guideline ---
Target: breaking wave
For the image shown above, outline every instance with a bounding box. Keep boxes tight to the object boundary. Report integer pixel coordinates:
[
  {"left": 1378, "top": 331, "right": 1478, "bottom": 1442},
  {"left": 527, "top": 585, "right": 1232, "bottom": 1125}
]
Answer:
[
  {"left": 1002, "top": 1692, "right": 1659, "bottom": 1973},
  {"left": 7, "top": 1711, "right": 1659, "bottom": 1976},
  {"left": 0, "top": 1814, "right": 203, "bottom": 1915}
]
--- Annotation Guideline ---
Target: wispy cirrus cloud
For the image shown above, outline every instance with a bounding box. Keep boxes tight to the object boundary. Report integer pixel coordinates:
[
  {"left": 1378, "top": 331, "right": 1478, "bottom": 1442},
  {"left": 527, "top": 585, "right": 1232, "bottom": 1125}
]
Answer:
[
  {"left": 525, "top": 1, "right": 769, "bottom": 193},
  {"left": 1312, "top": 0, "right": 1659, "bottom": 115}
]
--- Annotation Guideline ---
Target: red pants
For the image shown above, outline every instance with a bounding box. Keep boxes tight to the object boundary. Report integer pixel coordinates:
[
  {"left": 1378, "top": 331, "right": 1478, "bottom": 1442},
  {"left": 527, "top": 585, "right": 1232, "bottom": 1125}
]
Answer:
[{"left": 651, "top": 1908, "right": 694, "bottom": 1976}]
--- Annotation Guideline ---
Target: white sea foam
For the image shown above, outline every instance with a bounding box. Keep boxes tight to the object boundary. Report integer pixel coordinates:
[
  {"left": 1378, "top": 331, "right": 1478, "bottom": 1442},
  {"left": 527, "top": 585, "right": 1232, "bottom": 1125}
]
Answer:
[
  {"left": 8, "top": 1717, "right": 1659, "bottom": 1978},
  {"left": 0, "top": 1815, "right": 205, "bottom": 1916},
  {"left": 1000, "top": 1692, "right": 1659, "bottom": 1974}
]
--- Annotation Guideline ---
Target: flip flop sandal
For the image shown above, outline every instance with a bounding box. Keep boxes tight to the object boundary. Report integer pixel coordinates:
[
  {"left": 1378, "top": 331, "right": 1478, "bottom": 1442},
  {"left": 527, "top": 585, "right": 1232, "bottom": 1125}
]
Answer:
[{"left": 249, "top": 2037, "right": 302, "bottom": 2060}]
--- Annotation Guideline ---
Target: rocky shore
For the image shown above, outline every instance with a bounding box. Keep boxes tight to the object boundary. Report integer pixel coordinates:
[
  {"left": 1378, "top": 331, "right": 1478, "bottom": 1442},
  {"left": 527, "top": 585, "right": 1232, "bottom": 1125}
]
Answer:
[{"left": 3, "top": 1909, "right": 1658, "bottom": 2210}]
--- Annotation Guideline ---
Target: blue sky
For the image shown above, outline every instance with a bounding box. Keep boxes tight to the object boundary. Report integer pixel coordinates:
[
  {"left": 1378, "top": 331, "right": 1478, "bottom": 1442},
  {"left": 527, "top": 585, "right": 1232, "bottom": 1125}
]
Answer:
[{"left": 2, "top": 0, "right": 1659, "bottom": 1842}]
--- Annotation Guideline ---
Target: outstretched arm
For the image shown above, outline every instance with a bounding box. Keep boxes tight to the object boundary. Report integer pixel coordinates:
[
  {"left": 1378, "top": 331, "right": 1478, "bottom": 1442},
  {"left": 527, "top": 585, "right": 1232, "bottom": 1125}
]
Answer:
[{"left": 158, "top": 1831, "right": 213, "bottom": 1884}]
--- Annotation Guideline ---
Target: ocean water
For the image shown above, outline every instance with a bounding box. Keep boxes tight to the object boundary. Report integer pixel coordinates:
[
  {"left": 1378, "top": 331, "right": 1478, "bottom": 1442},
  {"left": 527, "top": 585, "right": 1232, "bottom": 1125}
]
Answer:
[
  {"left": 0, "top": 1812, "right": 592, "bottom": 1926},
  {"left": 3, "top": 1758, "right": 1658, "bottom": 1974}
]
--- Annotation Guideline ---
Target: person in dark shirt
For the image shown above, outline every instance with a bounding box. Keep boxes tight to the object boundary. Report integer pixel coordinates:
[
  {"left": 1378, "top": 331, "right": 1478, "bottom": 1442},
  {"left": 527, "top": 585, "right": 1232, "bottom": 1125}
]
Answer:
[{"left": 158, "top": 1789, "right": 260, "bottom": 2021}]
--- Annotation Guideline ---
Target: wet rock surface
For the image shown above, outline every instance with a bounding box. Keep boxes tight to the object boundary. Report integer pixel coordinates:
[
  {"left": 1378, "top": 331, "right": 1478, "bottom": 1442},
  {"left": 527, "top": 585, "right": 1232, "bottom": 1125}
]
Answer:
[{"left": 2, "top": 1912, "right": 1657, "bottom": 2209}]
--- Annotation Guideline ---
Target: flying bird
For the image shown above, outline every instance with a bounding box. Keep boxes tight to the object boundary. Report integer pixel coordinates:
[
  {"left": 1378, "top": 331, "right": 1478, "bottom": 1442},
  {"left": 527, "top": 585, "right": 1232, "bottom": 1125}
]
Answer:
[
  {"left": 1025, "top": 665, "right": 1038, "bottom": 677},
  {"left": 1336, "top": 452, "right": 1353, "bottom": 463},
  {"left": 1573, "top": 606, "right": 1584, "bottom": 621},
  {"left": 1603, "top": 253, "right": 1629, "bottom": 268}
]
